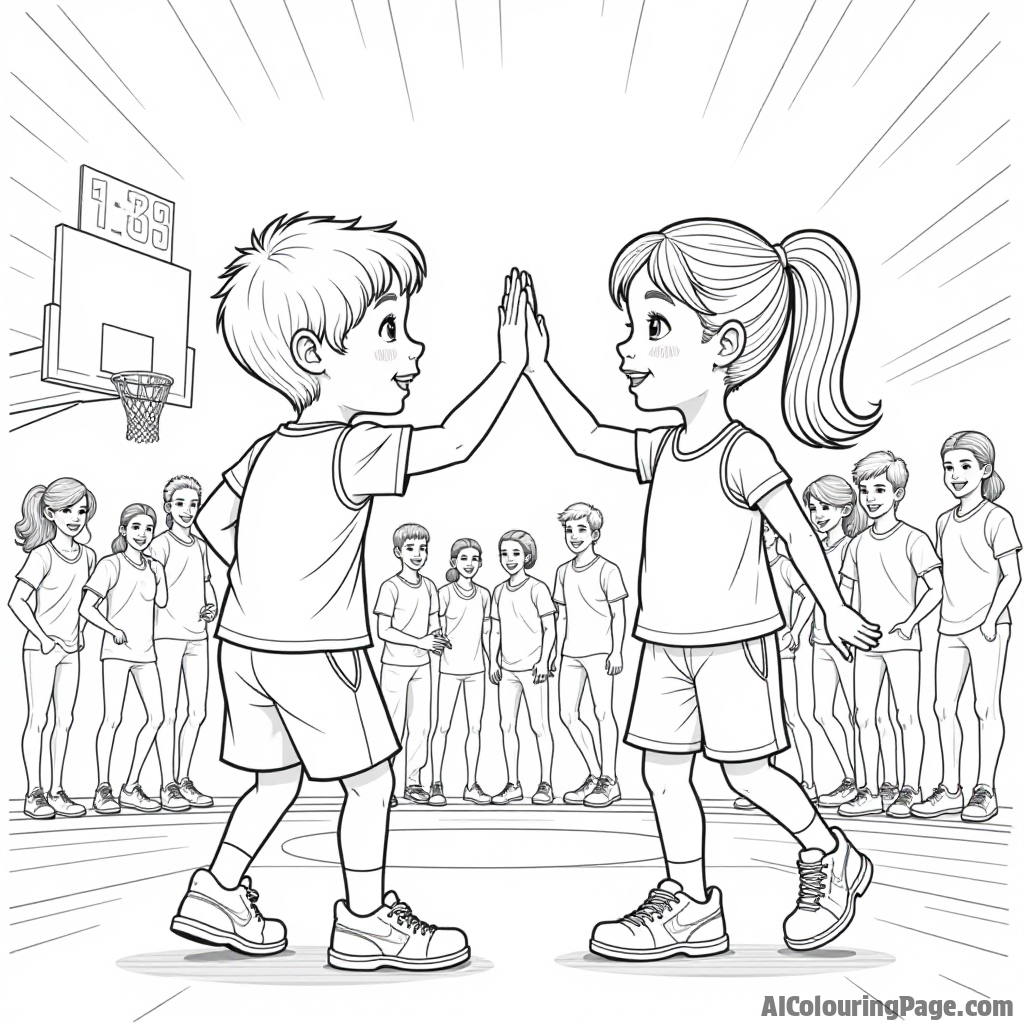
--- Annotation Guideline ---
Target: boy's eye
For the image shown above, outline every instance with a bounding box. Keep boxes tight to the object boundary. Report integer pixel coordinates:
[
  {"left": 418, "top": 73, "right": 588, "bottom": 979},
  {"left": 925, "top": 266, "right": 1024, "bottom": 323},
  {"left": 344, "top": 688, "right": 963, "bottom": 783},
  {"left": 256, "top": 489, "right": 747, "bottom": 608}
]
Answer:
[
  {"left": 647, "top": 312, "right": 670, "bottom": 341},
  {"left": 380, "top": 315, "right": 397, "bottom": 342}
]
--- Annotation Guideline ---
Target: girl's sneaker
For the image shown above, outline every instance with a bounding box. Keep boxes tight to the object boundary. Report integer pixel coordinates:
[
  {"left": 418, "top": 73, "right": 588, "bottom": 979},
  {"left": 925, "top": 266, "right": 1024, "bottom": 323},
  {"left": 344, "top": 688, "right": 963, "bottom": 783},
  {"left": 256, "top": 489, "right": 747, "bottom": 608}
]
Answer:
[
  {"left": 48, "top": 788, "right": 86, "bottom": 817},
  {"left": 24, "top": 787, "right": 55, "bottom": 819},
  {"left": 428, "top": 783, "right": 447, "bottom": 806},
  {"left": 161, "top": 782, "right": 191, "bottom": 812},
  {"left": 585, "top": 777, "right": 621, "bottom": 807},
  {"left": 329, "top": 892, "right": 469, "bottom": 971},
  {"left": 178, "top": 778, "right": 214, "bottom": 807},
  {"left": 564, "top": 774, "right": 599, "bottom": 804},
  {"left": 404, "top": 784, "right": 430, "bottom": 804},
  {"left": 491, "top": 782, "right": 523, "bottom": 805},
  {"left": 463, "top": 783, "right": 491, "bottom": 804},
  {"left": 879, "top": 782, "right": 899, "bottom": 812},
  {"left": 886, "top": 786, "right": 919, "bottom": 818},
  {"left": 817, "top": 778, "right": 857, "bottom": 807},
  {"left": 838, "top": 788, "right": 883, "bottom": 817},
  {"left": 93, "top": 782, "right": 120, "bottom": 814},
  {"left": 910, "top": 785, "right": 963, "bottom": 818},
  {"left": 121, "top": 783, "right": 160, "bottom": 813},
  {"left": 962, "top": 785, "right": 997, "bottom": 823},
  {"left": 532, "top": 782, "right": 554, "bottom": 804}
]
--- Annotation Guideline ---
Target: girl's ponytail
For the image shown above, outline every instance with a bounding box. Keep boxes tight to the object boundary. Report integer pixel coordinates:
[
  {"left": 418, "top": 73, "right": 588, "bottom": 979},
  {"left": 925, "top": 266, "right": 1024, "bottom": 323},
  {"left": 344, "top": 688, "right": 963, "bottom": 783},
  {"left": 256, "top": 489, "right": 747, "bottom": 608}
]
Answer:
[
  {"left": 445, "top": 567, "right": 461, "bottom": 584},
  {"left": 15, "top": 485, "right": 51, "bottom": 552},
  {"left": 941, "top": 431, "right": 1005, "bottom": 502},
  {"left": 779, "top": 231, "right": 882, "bottom": 449},
  {"left": 803, "top": 475, "right": 869, "bottom": 538}
]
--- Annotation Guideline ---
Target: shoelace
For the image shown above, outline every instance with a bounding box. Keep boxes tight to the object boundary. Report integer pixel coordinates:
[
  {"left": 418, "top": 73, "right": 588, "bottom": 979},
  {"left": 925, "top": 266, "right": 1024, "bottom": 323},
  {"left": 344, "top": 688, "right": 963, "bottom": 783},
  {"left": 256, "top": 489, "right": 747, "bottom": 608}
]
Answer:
[
  {"left": 388, "top": 901, "right": 436, "bottom": 936},
  {"left": 165, "top": 783, "right": 183, "bottom": 799},
  {"left": 179, "top": 778, "right": 195, "bottom": 794},
  {"left": 967, "top": 786, "right": 993, "bottom": 808},
  {"left": 243, "top": 886, "right": 265, "bottom": 923},
  {"left": 796, "top": 857, "right": 827, "bottom": 910},
  {"left": 594, "top": 777, "right": 612, "bottom": 796},
  {"left": 97, "top": 783, "right": 113, "bottom": 800},
  {"left": 854, "top": 787, "right": 870, "bottom": 802},
  {"left": 431, "top": 784, "right": 443, "bottom": 796},
  {"left": 925, "top": 786, "right": 948, "bottom": 804},
  {"left": 53, "top": 788, "right": 71, "bottom": 803},
  {"left": 623, "top": 888, "right": 681, "bottom": 925},
  {"left": 27, "top": 787, "right": 46, "bottom": 803},
  {"left": 880, "top": 784, "right": 897, "bottom": 801},
  {"left": 498, "top": 784, "right": 518, "bottom": 798},
  {"left": 896, "top": 786, "right": 916, "bottom": 804}
]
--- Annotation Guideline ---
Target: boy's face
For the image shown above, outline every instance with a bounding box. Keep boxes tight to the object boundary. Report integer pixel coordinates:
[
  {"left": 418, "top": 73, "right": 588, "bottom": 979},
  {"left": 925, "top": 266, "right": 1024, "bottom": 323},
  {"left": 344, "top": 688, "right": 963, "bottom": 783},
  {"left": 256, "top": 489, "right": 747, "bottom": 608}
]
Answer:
[
  {"left": 563, "top": 519, "right": 598, "bottom": 555},
  {"left": 500, "top": 542, "right": 526, "bottom": 575},
  {"left": 124, "top": 514, "right": 155, "bottom": 552},
  {"left": 167, "top": 488, "right": 200, "bottom": 530},
  {"left": 806, "top": 495, "right": 848, "bottom": 535},
  {"left": 47, "top": 501, "right": 89, "bottom": 539},
  {"left": 396, "top": 537, "right": 428, "bottom": 571},
  {"left": 616, "top": 266, "right": 720, "bottom": 413},
  {"left": 858, "top": 474, "right": 902, "bottom": 520},
  {"left": 943, "top": 448, "right": 989, "bottom": 500},
  {"left": 324, "top": 291, "right": 424, "bottom": 415},
  {"left": 453, "top": 548, "right": 481, "bottom": 579}
]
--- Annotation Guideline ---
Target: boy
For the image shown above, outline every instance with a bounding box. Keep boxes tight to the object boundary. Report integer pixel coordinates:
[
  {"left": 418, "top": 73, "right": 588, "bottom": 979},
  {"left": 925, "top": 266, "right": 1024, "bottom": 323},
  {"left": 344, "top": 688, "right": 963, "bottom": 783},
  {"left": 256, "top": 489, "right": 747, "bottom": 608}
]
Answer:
[
  {"left": 552, "top": 503, "right": 628, "bottom": 807},
  {"left": 839, "top": 452, "right": 942, "bottom": 819},
  {"left": 375, "top": 524, "right": 446, "bottom": 804},
  {"left": 170, "top": 214, "right": 528, "bottom": 971}
]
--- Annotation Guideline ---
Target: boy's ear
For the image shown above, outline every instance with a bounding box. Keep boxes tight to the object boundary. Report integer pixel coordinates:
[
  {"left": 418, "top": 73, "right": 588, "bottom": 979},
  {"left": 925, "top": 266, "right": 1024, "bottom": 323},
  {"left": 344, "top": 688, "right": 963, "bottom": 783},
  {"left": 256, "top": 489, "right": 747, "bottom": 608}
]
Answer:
[
  {"left": 712, "top": 320, "right": 746, "bottom": 368},
  {"left": 895, "top": 487, "right": 906, "bottom": 503},
  {"left": 291, "top": 328, "right": 327, "bottom": 375},
  {"left": 394, "top": 547, "right": 402, "bottom": 560},
  {"left": 591, "top": 528, "right": 601, "bottom": 543}
]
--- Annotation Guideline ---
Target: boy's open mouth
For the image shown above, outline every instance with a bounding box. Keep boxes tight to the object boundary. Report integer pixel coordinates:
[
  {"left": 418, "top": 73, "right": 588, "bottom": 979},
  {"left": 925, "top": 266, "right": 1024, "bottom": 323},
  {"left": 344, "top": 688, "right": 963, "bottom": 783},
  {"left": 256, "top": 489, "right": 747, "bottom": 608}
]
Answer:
[
  {"left": 393, "top": 373, "right": 417, "bottom": 393},
  {"left": 623, "top": 370, "right": 651, "bottom": 389}
]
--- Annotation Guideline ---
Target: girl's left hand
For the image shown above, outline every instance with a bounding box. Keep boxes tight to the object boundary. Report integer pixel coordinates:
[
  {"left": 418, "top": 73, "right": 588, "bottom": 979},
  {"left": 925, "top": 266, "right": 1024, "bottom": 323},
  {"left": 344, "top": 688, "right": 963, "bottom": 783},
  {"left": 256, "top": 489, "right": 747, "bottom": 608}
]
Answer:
[
  {"left": 981, "top": 618, "right": 998, "bottom": 642},
  {"left": 889, "top": 621, "right": 914, "bottom": 642},
  {"left": 199, "top": 603, "right": 218, "bottom": 622}
]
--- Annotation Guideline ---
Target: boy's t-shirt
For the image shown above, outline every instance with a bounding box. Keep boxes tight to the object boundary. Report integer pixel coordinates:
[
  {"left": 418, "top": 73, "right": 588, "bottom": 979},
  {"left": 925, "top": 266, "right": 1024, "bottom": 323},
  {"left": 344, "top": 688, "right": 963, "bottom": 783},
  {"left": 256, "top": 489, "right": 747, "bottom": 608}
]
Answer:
[
  {"left": 633, "top": 421, "right": 788, "bottom": 646},
  {"left": 374, "top": 574, "right": 440, "bottom": 666},
  {"left": 811, "top": 535, "right": 851, "bottom": 646},
  {"left": 552, "top": 555, "right": 628, "bottom": 657},
  {"left": 17, "top": 542, "right": 97, "bottom": 653},
  {"left": 490, "top": 577, "right": 556, "bottom": 671},
  {"left": 841, "top": 521, "right": 940, "bottom": 652},
  {"left": 438, "top": 581, "right": 490, "bottom": 675},
  {"left": 216, "top": 421, "right": 411, "bottom": 653},
  {"left": 85, "top": 552, "right": 158, "bottom": 662},
  {"left": 936, "top": 501, "right": 1020, "bottom": 635},
  {"left": 148, "top": 531, "right": 211, "bottom": 641},
  {"left": 768, "top": 551, "right": 806, "bottom": 660}
]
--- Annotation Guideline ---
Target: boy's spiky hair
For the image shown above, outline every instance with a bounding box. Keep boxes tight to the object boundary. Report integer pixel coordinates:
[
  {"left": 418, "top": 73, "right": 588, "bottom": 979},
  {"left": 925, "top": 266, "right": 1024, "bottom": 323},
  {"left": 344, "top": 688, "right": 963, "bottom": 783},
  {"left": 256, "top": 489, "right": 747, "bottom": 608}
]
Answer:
[
  {"left": 557, "top": 502, "right": 604, "bottom": 533},
  {"left": 214, "top": 214, "right": 426, "bottom": 414},
  {"left": 394, "top": 523, "right": 430, "bottom": 549},
  {"left": 852, "top": 450, "right": 909, "bottom": 493}
]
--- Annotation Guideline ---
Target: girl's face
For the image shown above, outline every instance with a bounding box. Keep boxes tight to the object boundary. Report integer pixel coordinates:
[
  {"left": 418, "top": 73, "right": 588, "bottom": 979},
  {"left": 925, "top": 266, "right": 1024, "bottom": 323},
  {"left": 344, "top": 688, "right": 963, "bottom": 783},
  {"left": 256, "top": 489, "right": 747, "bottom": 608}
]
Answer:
[
  {"left": 806, "top": 496, "right": 848, "bottom": 535},
  {"left": 762, "top": 520, "right": 779, "bottom": 547},
  {"left": 453, "top": 548, "right": 481, "bottom": 580},
  {"left": 617, "top": 266, "right": 732, "bottom": 413},
  {"left": 47, "top": 499, "right": 89, "bottom": 539},
  {"left": 167, "top": 488, "right": 200, "bottom": 529},
  {"left": 122, "top": 514, "right": 155, "bottom": 552},
  {"left": 500, "top": 542, "right": 526, "bottom": 575},
  {"left": 943, "top": 448, "right": 990, "bottom": 500}
]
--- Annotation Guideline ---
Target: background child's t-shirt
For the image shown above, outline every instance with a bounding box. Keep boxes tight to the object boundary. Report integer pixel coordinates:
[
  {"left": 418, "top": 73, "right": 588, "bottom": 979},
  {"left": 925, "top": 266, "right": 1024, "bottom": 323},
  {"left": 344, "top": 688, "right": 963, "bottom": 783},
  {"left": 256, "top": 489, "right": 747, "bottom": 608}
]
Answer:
[
  {"left": 811, "top": 535, "right": 851, "bottom": 646},
  {"left": 375, "top": 574, "right": 440, "bottom": 666},
  {"left": 85, "top": 552, "right": 158, "bottom": 662},
  {"left": 17, "top": 543, "right": 96, "bottom": 653},
  {"left": 552, "top": 555, "right": 628, "bottom": 657},
  {"left": 491, "top": 577, "right": 555, "bottom": 671},
  {"left": 768, "top": 551, "right": 807, "bottom": 660},
  {"left": 148, "top": 531, "right": 210, "bottom": 641},
  {"left": 438, "top": 582, "right": 490, "bottom": 675}
]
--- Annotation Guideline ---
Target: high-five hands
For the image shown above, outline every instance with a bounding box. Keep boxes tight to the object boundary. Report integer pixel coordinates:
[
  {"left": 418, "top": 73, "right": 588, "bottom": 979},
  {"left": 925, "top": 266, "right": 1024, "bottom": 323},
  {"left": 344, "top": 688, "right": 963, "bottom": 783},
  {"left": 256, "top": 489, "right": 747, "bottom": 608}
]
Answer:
[
  {"left": 522, "top": 272, "right": 549, "bottom": 374},
  {"left": 498, "top": 268, "right": 528, "bottom": 372}
]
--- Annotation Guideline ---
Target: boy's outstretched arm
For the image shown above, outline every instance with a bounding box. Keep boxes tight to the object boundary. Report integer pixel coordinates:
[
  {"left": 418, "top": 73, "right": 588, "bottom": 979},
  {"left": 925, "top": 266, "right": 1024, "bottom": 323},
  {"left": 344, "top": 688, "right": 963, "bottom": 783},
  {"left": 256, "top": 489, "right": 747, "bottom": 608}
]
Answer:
[
  {"left": 523, "top": 276, "right": 636, "bottom": 472},
  {"left": 408, "top": 269, "right": 527, "bottom": 476}
]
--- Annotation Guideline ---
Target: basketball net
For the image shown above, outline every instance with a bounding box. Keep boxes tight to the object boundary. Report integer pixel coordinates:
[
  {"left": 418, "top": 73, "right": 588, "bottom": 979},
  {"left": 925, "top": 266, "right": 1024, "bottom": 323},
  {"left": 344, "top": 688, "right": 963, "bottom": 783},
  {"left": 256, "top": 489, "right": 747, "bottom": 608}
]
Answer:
[{"left": 111, "top": 371, "right": 173, "bottom": 443}]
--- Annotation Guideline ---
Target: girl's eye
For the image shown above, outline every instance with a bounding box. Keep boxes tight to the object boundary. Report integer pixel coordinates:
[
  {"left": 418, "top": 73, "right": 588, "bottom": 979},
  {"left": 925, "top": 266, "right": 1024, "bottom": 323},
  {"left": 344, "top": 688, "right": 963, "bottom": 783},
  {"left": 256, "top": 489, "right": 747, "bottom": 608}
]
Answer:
[
  {"left": 380, "top": 315, "right": 397, "bottom": 342},
  {"left": 648, "top": 313, "right": 670, "bottom": 341}
]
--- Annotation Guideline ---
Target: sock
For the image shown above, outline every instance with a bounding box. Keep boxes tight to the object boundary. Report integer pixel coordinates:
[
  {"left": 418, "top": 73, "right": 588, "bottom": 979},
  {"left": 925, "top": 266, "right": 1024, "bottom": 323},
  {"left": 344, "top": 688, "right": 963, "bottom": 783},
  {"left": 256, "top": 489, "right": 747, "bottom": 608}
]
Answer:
[
  {"left": 794, "top": 818, "right": 837, "bottom": 856},
  {"left": 210, "top": 841, "right": 251, "bottom": 890},
  {"left": 666, "top": 858, "right": 707, "bottom": 901},
  {"left": 344, "top": 867, "right": 385, "bottom": 916}
]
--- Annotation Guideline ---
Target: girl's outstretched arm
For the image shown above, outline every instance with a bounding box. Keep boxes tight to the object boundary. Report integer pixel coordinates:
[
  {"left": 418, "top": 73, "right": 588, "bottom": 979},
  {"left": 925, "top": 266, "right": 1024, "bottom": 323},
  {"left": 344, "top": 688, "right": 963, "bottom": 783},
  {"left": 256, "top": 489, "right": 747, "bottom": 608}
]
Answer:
[{"left": 759, "top": 484, "right": 882, "bottom": 660}]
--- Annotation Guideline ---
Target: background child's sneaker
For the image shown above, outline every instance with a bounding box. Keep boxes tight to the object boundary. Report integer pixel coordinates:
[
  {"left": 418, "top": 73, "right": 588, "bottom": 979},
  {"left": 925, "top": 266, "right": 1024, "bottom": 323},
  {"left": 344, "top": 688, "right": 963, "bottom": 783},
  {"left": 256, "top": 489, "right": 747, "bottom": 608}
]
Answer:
[
  {"left": 962, "top": 785, "right": 997, "bottom": 822},
  {"left": 886, "top": 786, "right": 919, "bottom": 818},
  {"left": 733, "top": 796, "right": 755, "bottom": 810},
  {"left": 783, "top": 828, "right": 872, "bottom": 950},
  {"left": 328, "top": 892, "right": 470, "bottom": 971},
  {"left": 532, "top": 782, "right": 554, "bottom": 804},
  {"left": 463, "top": 783, "right": 491, "bottom": 804},
  {"left": 404, "top": 784, "right": 430, "bottom": 803},
  {"left": 121, "top": 783, "right": 160, "bottom": 812},
  {"left": 817, "top": 778, "right": 857, "bottom": 807},
  {"left": 178, "top": 778, "right": 213, "bottom": 807},
  {"left": 563, "top": 774, "right": 598, "bottom": 804},
  {"left": 24, "top": 788, "right": 54, "bottom": 819},
  {"left": 93, "top": 783, "right": 120, "bottom": 814},
  {"left": 491, "top": 782, "right": 523, "bottom": 805},
  {"left": 584, "top": 776, "right": 621, "bottom": 807},
  {"left": 590, "top": 882, "right": 729, "bottom": 961},
  {"left": 879, "top": 782, "right": 899, "bottom": 812},
  {"left": 161, "top": 783, "right": 191, "bottom": 812},
  {"left": 910, "top": 785, "right": 963, "bottom": 818},
  {"left": 428, "top": 783, "right": 446, "bottom": 806},
  {"left": 171, "top": 869, "right": 287, "bottom": 956},
  {"left": 838, "top": 788, "right": 882, "bottom": 816},
  {"left": 48, "top": 789, "right": 86, "bottom": 817}
]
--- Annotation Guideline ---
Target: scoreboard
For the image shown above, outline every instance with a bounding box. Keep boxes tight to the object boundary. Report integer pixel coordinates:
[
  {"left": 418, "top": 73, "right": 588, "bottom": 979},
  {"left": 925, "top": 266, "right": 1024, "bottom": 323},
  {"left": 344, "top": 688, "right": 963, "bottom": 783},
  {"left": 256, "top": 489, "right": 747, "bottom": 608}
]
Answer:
[{"left": 78, "top": 165, "right": 176, "bottom": 263}]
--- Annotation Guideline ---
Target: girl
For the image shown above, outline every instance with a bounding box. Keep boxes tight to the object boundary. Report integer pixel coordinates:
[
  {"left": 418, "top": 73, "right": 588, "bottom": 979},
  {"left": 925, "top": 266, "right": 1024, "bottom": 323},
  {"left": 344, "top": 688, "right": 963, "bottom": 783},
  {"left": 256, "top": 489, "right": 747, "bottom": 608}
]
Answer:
[
  {"left": 489, "top": 530, "right": 557, "bottom": 805},
  {"left": 11, "top": 478, "right": 97, "bottom": 819},
  {"left": 146, "top": 476, "right": 218, "bottom": 809},
  {"left": 82, "top": 504, "right": 170, "bottom": 814},
  {"left": 428, "top": 538, "right": 492, "bottom": 806},
  {"left": 523, "top": 219, "right": 882, "bottom": 958},
  {"left": 913, "top": 431, "right": 1019, "bottom": 823}
]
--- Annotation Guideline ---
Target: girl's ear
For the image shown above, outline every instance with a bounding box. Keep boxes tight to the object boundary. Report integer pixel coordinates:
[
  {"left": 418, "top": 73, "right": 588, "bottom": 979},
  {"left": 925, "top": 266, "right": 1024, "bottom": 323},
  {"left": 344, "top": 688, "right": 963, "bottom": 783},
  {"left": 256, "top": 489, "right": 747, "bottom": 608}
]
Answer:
[
  {"left": 120, "top": 525, "right": 127, "bottom": 536},
  {"left": 712, "top": 320, "right": 746, "bottom": 368},
  {"left": 981, "top": 464, "right": 993, "bottom": 479},
  {"left": 394, "top": 547, "right": 402, "bottom": 559},
  {"left": 164, "top": 501, "right": 172, "bottom": 514},
  {"left": 291, "top": 328, "right": 326, "bottom": 374},
  {"left": 43, "top": 507, "right": 55, "bottom": 522},
  {"left": 842, "top": 505, "right": 852, "bottom": 518},
  {"left": 450, "top": 557, "right": 458, "bottom": 568}
]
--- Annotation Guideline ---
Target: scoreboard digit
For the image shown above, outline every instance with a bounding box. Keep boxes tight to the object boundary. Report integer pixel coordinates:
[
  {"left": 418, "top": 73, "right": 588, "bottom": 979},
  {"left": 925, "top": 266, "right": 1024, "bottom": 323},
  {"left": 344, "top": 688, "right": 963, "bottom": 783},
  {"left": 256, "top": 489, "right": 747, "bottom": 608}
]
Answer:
[{"left": 78, "top": 166, "right": 175, "bottom": 263}]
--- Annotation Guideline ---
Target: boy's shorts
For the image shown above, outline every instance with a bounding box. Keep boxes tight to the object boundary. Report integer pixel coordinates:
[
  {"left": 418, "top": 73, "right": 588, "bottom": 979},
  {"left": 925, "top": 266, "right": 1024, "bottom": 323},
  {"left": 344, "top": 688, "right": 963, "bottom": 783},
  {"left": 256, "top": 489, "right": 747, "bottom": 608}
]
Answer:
[
  {"left": 219, "top": 641, "right": 400, "bottom": 780},
  {"left": 625, "top": 635, "right": 787, "bottom": 762}
]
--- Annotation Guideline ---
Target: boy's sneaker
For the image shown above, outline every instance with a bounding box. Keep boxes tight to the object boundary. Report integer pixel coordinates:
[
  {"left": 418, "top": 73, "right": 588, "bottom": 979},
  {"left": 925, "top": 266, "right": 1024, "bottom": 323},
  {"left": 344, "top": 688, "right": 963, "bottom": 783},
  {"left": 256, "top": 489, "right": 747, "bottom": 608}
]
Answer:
[
  {"left": 404, "top": 784, "right": 430, "bottom": 804},
  {"left": 161, "top": 783, "right": 191, "bottom": 813},
  {"left": 121, "top": 783, "right": 160, "bottom": 813},
  {"left": 171, "top": 869, "right": 287, "bottom": 956},
  {"left": 962, "top": 785, "right": 998, "bottom": 823},
  {"left": 491, "top": 782, "right": 523, "bottom": 805},
  {"left": 463, "top": 783, "right": 491, "bottom": 804},
  {"left": 886, "top": 786, "right": 919, "bottom": 818},
  {"left": 880, "top": 782, "right": 899, "bottom": 812},
  {"left": 48, "top": 788, "right": 86, "bottom": 817},
  {"left": 817, "top": 778, "right": 857, "bottom": 807},
  {"left": 93, "top": 783, "right": 120, "bottom": 814},
  {"left": 733, "top": 796, "right": 755, "bottom": 810},
  {"left": 564, "top": 774, "right": 599, "bottom": 804},
  {"left": 838, "top": 788, "right": 883, "bottom": 817},
  {"left": 428, "top": 783, "right": 447, "bottom": 807},
  {"left": 532, "top": 782, "right": 554, "bottom": 804},
  {"left": 178, "top": 778, "right": 214, "bottom": 807},
  {"left": 328, "top": 892, "right": 470, "bottom": 971},
  {"left": 590, "top": 882, "right": 729, "bottom": 961},
  {"left": 585, "top": 776, "right": 621, "bottom": 808},
  {"left": 24, "top": 787, "right": 55, "bottom": 819},
  {"left": 910, "top": 785, "right": 963, "bottom": 818},
  {"left": 783, "top": 828, "right": 872, "bottom": 950}
]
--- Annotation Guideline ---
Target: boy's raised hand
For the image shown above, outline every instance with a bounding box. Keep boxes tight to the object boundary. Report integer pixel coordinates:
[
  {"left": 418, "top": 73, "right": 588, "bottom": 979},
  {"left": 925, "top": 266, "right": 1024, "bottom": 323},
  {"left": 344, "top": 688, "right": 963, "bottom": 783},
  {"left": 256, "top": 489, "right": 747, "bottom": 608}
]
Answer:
[
  {"left": 523, "top": 272, "right": 550, "bottom": 374},
  {"left": 498, "top": 268, "right": 528, "bottom": 372}
]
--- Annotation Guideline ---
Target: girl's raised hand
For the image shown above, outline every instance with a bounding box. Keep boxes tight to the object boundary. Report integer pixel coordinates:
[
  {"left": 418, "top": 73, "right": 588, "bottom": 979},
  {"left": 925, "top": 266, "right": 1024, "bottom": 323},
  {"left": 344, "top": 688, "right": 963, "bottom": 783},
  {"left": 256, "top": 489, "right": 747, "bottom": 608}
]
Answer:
[
  {"left": 497, "top": 268, "right": 528, "bottom": 372},
  {"left": 523, "top": 273, "right": 550, "bottom": 374}
]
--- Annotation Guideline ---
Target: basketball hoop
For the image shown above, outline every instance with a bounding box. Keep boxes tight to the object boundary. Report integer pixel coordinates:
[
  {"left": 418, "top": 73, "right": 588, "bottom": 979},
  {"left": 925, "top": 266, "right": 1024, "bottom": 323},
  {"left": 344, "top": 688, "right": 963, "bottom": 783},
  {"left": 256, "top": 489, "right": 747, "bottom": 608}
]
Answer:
[{"left": 111, "top": 371, "right": 173, "bottom": 443}]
